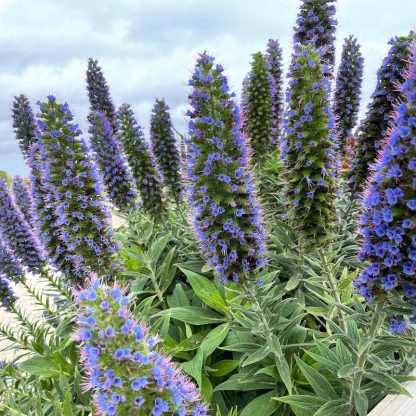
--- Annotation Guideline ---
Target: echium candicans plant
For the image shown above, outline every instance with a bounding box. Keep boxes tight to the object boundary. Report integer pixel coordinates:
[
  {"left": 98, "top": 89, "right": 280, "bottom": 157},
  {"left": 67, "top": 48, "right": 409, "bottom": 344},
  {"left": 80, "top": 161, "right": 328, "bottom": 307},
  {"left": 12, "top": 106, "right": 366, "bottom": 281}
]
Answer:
[
  {"left": 117, "top": 104, "right": 166, "bottom": 219},
  {"left": 0, "top": 178, "right": 44, "bottom": 272},
  {"left": 265, "top": 39, "right": 284, "bottom": 145},
  {"left": 246, "top": 52, "right": 273, "bottom": 160},
  {"left": 88, "top": 112, "right": 138, "bottom": 211},
  {"left": 347, "top": 33, "right": 414, "bottom": 191},
  {"left": 37, "top": 96, "right": 121, "bottom": 281},
  {"left": 293, "top": 0, "right": 337, "bottom": 75},
  {"left": 150, "top": 99, "right": 182, "bottom": 201},
  {"left": 355, "top": 44, "right": 416, "bottom": 331},
  {"left": 74, "top": 276, "right": 208, "bottom": 416},
  {"left": 240, "top": 74, "right": 250, "bottom": 135},
  {"left": 281, "top": 45, "right": 336, "bottom": 246},
  {"left": 12, "top": 175, "right": 36, "bottom": 228},
  {"left": 186, "top": 52, "right": 268, "bottom": 284},
  {"left": 86, "top": 58, "right": 117, "bottom": 129},
  {"left": 333, "top": 35, "right": 364, "bottom": 156},
  {"left": 28, "top": 144, "right": 77, "bottom": 278},
  {"left": 11, "top": 94, "right": 37, "bottom": 160}
]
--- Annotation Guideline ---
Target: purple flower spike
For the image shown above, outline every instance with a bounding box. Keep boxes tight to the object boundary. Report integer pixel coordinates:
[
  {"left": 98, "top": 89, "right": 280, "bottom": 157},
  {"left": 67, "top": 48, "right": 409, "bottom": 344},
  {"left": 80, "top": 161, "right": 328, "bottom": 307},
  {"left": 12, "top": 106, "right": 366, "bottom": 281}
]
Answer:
[
  {"left": 74, "top": 276, "right": 208, "bottom": 416},
  {"left": 0, "top": 234, "right": 24, "bottom": 283},
  {"left": 86, "top": 58, "right": 117, "bottom": 129},
  {"left": 36, "top": 97, "right": 121, "bottom": 282},
  {"left": 150, "top": 99, "right": 182, "bottom": 201},
  {"left": 11, "top": 94, "right": 37, "bottom": 160},
  {"left": 293, "top": 0, "right": 337, "bottom": 77},
  {"left": 265, "top": 39, "right": 284, "bottom": 146},
  {"left": 0, "top": 178, "right": 44, "bottom": 272},
  {"left": 0, "top": 277, "right": 17, "bottom": 312},
  {"left": 12, "top": 175, "right": 36, "bottom": 229},
  {"left": 117, "top": 104, "right": 166, "bottom": 219},
  {"left": 186, "top": 52, "right": 268, "bottom": 284},
  {"left": 347, "top": 32, "right": 415, "bottom": 192},
  {"left": 88, "top": 112, "right": 138, "bottom": 212},
  {"left": 356, "top": 42, "right": 416, "bottom": 329}
]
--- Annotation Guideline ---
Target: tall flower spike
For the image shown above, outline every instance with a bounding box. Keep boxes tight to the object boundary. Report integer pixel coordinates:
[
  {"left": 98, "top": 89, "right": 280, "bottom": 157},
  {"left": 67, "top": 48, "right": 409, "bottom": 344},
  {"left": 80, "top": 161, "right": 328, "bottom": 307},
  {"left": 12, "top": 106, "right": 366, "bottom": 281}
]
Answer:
[
  {"left": 355, "top": 43, "right": 416, "bottom": 331},
  {"left": 0, "top": 178, "right": 44, "bottom": 271},
  {"left": 246, "top": 52, "right": 273, "bottom": 161},
  {"left": 293, "top": 0, "right": 337, "bottom": 76},
  {"left": 265, "top": 39, "right": 284, "bottom": 145},
  {"left": 333, "top": 35, "right": 364, "bottom": 159},
  {"left": 86, "top": 58, "right": 117, "bottom": 129},
  {"left": 0, "top": 234, "right": 24, "bottom": 283},
  {"left": 347, "top": 33, "right": 415, "bottom": 191},
  {"left": 150, "top": 99, "right": 182, "bottom": 201},
  {"left": 88, "top": 112, "right": 138, "bottom": 212},
  {"left": 11, "top": 94, "right": 37, "bottom": 159},
  {"left": 240, "top": 74, "right": 250, "bottom": 135},
  {"left": 74, "top": 276, "right": 208, "bottom": 416},
  {"left": 12, "top": 175, "right": 36, "bottom": 228},
  {"left": 28, "top": 144, "right": 78, "bottom": 278},
  {"left": 117, "top": 104, "right": 165, "bottom": 218},
  {"left": 0, "top": 277, "right": 17, "bottom": 312},
  {"left": 186, "top": 52, "right": 268, "bottom": 284},
  {"left": 37, "top": 96, "right": 121, "bottom": 282},
  {"left": 281, "top": 45, "right": 336, "bottom": 245}
]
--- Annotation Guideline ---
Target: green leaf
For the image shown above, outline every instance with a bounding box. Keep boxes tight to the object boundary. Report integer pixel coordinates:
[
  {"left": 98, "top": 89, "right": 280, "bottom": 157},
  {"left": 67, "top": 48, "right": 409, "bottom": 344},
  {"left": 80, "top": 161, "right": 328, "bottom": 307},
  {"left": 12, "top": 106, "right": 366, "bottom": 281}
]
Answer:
[
  {"left": 200, "top": 323, "right": 230, "bottom": 358},
  {"left": 240, "top": 391, "right": 281, "bottom": 416},
  {"left": 19, "top": 356, "right": 60, "bottom": 378},
  {"left": 286, "top": 274, "right": 300, "bottom": 291},
  {"left": 353, "top": 390, "right": 368, "bottom": 416},
  {"left": 366, "top": 369, "right": 412, "bottom": 397},
  {"left": 209, "top": 360, "right": 240, "bottom": 377},
  {"left": 181, "top": 350, "right": 204, "bottom": 386},
  {"left": 153, "top": 307, "right": 225, "bottom": 325},
  {"left": 268, "top": 335, "right": 293, "bottom": 394},
  {"left": 242, "top": 344, "right": 271, "bottom": 367},
  {"left": 180, "top": 268, "right": 229, "bottom": 315},
  {"left": 337, "top": 363, "right": 357, "bottom": 379},
  {"left": 62, "top": 391, "right": 74, "bottom": 416},
  {"left": 314, "top": 399, "right": 352, "bottom": 416},
  {"left": 274, "top": 395, "right": 327, "bottom": 410},
  {"left": 149, "top": 234, "right": 170, "bottom": 266},
  {"left": 295, "top": 356, "right": 338, "bottom": 399}
]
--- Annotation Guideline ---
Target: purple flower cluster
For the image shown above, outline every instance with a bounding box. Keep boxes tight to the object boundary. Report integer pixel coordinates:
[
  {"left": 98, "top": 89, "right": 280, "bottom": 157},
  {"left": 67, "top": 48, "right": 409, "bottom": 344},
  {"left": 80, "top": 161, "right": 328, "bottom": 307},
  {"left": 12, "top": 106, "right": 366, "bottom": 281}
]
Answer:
[
  {"left": 333, "top": 35, "right": 364, "bottom": 153},
  {"left": 0, "top": 234, "right": 24, "bottom": 283},
  {"left": 293, "top": 0, "right": 337, "bottom": 75},
  {"left": 86, "top": 58, "right": 117, "bottom": 129},
  {"left": 0, "top": 178, "right": 44, "bottom": 272},
  {"left": 28, "top": 144, "right": 78, "bottom": 278},
  {"left": 12, "top": 175, "right": 36, "bottom": 229},
  {"left": 265, "top": 39, "right": 284, "bottom": 146},
  {"left": 186, "top": 52, "right": 268, "bottom": 283},
  {"left": 347, "top": 33, "right": 414, "bottom": 191},
  {"left": 355, "top": 44, "right": 416, "bottom": 330},
  {"left": 0, "top": 277, "right": 17, "bottom": 312},
  {"left": 89, "top": 112, "right": 138, "bottom": 212},
  {"left": 150, "top": 99, "right": 182, "bottom": 201},
  {"left": 11, "top": 94, "right": 37, "bottom": 160},
  {"left": 36, "top": 96, "right": 121, "bottom": 282},
  {"left": 117, "top": 104, "right": 166, "bottom": 219},
  {"left": 245, "top": 52, "right": 273, "bottom": 160},
  {"left": 281, "top": 45, "right": 336, "bottom": 245},
  {"left": 74, "top": 276, "right": 208, "bottom": 416}
]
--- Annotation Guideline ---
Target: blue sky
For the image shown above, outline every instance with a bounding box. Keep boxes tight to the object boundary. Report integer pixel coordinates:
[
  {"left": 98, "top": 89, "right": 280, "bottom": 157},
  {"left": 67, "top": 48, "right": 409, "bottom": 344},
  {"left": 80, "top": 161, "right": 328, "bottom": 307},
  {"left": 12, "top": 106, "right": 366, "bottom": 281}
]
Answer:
[{"left": 0, "top": 0, "right": 415, "bottom": 175}]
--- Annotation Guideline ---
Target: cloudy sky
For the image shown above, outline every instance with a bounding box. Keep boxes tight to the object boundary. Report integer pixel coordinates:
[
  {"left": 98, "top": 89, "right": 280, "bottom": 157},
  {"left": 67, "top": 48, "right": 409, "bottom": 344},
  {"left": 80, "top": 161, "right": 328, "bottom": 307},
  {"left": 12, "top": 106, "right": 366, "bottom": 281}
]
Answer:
[{"left": 0, "top": 0, "right": 415, "bottom": 175}]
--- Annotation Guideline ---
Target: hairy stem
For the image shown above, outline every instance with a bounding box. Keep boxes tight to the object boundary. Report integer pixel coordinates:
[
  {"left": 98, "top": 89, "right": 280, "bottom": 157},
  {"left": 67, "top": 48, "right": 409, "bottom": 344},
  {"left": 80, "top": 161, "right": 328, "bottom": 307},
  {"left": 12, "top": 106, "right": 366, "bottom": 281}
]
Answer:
[
  {"left": 348, "top": 299, "right": 386, "bottom": 415},
  {"left": 318, "top": 248, "right": 347, "bottom": 333}
]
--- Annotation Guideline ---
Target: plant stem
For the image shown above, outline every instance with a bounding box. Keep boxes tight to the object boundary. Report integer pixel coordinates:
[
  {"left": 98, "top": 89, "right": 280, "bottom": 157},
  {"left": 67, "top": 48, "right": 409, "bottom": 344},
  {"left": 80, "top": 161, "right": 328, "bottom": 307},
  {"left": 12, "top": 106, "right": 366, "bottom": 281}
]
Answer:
[
  {"left": 348, "top": 299, "right": 386, "bottom": 415},
  {"left": 147, "top": 264, "right": 166, "bottom": 307},
  {"left": 318, "top": 247, "right": 347, "bottom": 333},
  {"left": 242, "top": 280, "right": 273, "bottom": 342}
]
